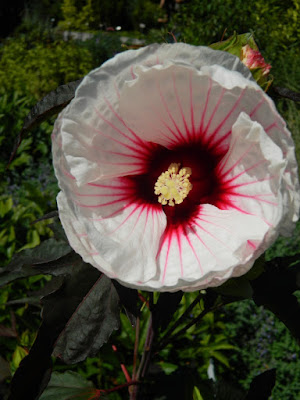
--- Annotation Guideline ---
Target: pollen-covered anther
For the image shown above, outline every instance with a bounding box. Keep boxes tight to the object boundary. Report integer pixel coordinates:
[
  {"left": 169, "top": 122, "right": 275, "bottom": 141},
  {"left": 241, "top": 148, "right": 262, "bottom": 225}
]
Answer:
[{"left": 154, "top": 163, "right": 193, "bottom": 206}]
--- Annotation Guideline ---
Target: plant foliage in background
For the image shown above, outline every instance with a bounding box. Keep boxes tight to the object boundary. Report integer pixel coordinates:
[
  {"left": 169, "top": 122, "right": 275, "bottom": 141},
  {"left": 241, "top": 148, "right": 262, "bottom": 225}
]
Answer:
[
  {"left": 58, "top": 0, "right": 159, "bottom": 31},
  {"left": 0, "top": 36, "right": 93, "bottom": 99},
  {"left": 1, "top": 48, "right": 300, "bottom": 400},
  {"left": 1, "top": 215, "right": 300, "bottom": 399},
  {"left": 1, "top": 1, "right": 300, "bottom": 399},
  {"left": 172, "top": 0, "right": 300, "bottom": 55}
]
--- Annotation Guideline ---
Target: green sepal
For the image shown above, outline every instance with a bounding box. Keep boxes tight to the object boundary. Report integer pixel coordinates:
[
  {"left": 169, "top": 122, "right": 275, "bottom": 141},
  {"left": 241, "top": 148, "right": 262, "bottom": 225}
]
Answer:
[
  {"left": 210, "top": 32, "right": 273, "bottom": 91},
  {"left": 210, "top": 32, "right": 258, "bottom": 57}
]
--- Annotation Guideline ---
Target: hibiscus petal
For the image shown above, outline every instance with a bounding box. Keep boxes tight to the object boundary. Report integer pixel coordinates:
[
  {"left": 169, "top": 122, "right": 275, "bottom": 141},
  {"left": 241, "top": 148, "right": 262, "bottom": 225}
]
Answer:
[
  {"left": 202, "top": 65, "right": 299, "bottom": 232},
  {"left": 147, "top": 204, "right": 269, "bottom": 291},
  {"left": 57, "top": 44, "right": 253, "bottom": 186},
  {"left": 120, "top": 64, "right": 209, "bottom": 147},
  {"left": 119, "top": 63, "right": 299, "bottom": 237},
  {"left": 53, "top": 113, "right": 134, "bottom": 218},
  {"left": 58, "top": 192, "right": 167, "bottom": 284},
  {"left": 217, "top": 112, "right": 285, "bottom": 236},
  {"left": 119, "top": 64, "right": 263, "bottom": 155}
]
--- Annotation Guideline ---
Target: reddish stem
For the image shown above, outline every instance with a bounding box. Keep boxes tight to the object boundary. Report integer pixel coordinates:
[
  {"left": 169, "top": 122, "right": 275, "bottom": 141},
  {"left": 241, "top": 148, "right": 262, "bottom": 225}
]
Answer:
[
  {"left": 97, "top": 380, "right": 139, "bottom": 395},
  {"left": 112, "top": 344, "right": 131, "bottom": 383},
  {"left": 138, "top": 293, "right": 149, "bottom": 308}
]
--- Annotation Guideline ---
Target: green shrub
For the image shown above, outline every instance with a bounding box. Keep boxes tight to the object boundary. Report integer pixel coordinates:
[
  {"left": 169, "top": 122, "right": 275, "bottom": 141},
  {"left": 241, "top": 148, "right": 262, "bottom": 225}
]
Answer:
[
  {"left": 222, "top": 217, "right": 300, "bottom": 400},
  {"left": 0, "top": 35, "right": 93, "bottom": 99},
  {"left": 223, "top": 299, "right": 300, "bottom": 400},
  {"left": 0, "top": 90, "right": 58, "bottom": 202},
  {"left": 58, "top": 0, "right": 96, "bottom": 32},
  {"left": 58, "top": 0, "right": 159, "bottom": 32},
  {"left": 271, "top": 48, "right": 300, "bottom": 166},
  {"left": 115, "top": 292, "right": 235, "bottom": 382},
  {"left": 172, "top": 0, "right": 300, "bottom": 58},
  {"left": 0, "top": 193, "right": 54, "bottom": 265},
  {"left": 131, "top": 0, "right": 160, "bottom": 30},
  {"left": 1, "top": 7, "right": 300, "bottom": 398},
  {"left": 0, "top": 91, "right": 34, "bottom": 176},
  {"left": 76, "top": 32, "right": 123, "bottom": 68}
]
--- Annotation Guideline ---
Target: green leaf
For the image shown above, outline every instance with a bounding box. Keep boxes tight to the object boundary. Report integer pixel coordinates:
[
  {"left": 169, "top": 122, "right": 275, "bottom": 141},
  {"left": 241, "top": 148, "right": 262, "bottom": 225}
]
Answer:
[
  {"left": 210, "top": 32, "right": 258, "bottom": 57},
  {"left": 18, "top": 229, "right": 40, "bottom": 251},
  {"left": 9, "top": 152, "right": 32, "bottom": 168},
  {"left": 11, "top": 346, "right": 28, "bottom": 373},
  {"left": 209, "top": 343, "right": 236, "bottom": 351},
  {"left": 0, "top": 197, "right": 13, "bottom": 217},
  {"left": 39, "top": 371, "right": 96, "bottom": 400},
  {"left": 194, "top": 380, "right": 215, "bottom": 400},
  {"left": 158, "top": 361, "right": 178, "bottom": 375},
  {"left": 15, "top": 137, "right": 33, "bottom": 154},
  {"left": 193, "top": 386, "right": 204, "bottom": 400},
  {"left": 209, "top": 351, "right": 230, "bottom": 368}
]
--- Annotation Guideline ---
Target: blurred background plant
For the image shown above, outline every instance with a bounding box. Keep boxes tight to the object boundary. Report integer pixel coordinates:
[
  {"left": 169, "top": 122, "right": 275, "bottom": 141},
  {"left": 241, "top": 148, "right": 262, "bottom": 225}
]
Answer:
[{"left": 0, "top": 0, "right": 300, "bottom": 399}]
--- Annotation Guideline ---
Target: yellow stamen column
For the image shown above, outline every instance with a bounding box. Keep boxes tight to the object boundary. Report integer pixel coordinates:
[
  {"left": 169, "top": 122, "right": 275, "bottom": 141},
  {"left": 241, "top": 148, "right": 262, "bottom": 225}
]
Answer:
[{"left": 154, "top": 163, "right": 193, "bottom": 206}]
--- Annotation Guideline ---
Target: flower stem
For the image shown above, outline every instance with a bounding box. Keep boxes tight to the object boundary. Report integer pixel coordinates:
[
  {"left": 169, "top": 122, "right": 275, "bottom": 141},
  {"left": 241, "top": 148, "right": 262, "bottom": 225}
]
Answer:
[
  {"left": 141, "top": 321, "right": 154, "bottom": 379},
  {"left": 132, "top": 316, "right": 140, "bottom": 380},
  {"left": 273, "top": 86, "right": 300, "bottom": 102},
  {"left": 137, "top": 313, "right": 154, "bottom": 379},
  {"left": 130, "top": 312, "right": 155, "bottom": 399}
]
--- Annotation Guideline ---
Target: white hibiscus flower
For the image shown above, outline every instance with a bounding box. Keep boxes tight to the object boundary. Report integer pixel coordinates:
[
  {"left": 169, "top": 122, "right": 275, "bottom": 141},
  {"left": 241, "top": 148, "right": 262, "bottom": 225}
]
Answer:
[{"left": 52, "top": 43, "right": 299, "bottom": 291}]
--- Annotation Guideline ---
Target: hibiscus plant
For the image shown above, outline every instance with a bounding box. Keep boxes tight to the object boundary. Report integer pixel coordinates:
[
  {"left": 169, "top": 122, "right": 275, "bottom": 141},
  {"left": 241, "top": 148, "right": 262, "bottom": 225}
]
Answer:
[{"left": 2, "top": 34, "right": 300, "bottom": 400}]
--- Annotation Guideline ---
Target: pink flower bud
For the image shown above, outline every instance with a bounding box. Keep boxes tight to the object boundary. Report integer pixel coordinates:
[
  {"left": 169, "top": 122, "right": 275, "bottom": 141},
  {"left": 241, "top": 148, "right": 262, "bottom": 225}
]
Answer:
[{"left": 241, "top": 44, "right": 271, "bottom": 76}]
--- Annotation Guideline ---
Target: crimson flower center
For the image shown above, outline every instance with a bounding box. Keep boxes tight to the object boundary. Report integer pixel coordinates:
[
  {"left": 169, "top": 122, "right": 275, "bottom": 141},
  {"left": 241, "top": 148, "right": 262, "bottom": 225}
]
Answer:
[{"left": 127, "top": 142, "right": 223, "bottom": 227}]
